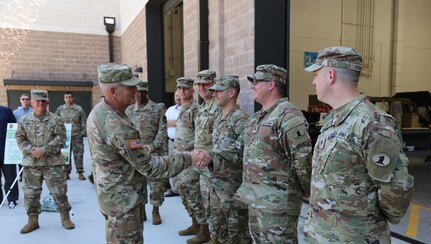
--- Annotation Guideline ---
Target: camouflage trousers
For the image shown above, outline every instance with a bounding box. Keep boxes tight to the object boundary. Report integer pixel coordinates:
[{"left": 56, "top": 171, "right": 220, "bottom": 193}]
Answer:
[
  {"left": 66, "top": 135, "right": 84, "bottom": 174},
  {"left": 248, "top": 207, "right": 299, "bottom": 244},
  {"left": 105, "top": 203, "right": 145, "bottom": 244},
  {"left": 209, "top": 187, "right": 251, "bottom": 243},
  {"left": 200, "top": 175, "right": 210, "bottom": 224},
  {"left": 22, "top": 166, "right": 71, "bottom": 215},
  {"left": 177, "top": 168, "right": 205, "bottom": 224},
  {"left": 142, "top": 176, "right": 166, "bottom": 207}
]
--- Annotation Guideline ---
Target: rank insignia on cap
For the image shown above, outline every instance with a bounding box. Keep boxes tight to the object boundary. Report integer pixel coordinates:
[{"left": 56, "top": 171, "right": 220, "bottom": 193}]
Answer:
[
  {"left": 128, "top": 139, "right": 143, "bottom": 149},
  {"left": 372, "top": 153, "right": 390, "bottom": 166}
]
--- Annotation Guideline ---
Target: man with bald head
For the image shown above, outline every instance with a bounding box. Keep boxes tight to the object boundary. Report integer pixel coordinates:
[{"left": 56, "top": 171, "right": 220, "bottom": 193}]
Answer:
[{"left": 87, "top": 64, "right": 210, "bottom": 243}]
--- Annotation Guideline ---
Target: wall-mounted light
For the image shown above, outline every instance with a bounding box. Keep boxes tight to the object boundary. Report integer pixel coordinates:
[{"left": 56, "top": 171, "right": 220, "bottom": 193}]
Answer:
[
  {"left": 104, "top": 17, "right": 116, "bottom": 33},
  {"left": 104, "top": 16, "right": 116, "bottom": 62}
]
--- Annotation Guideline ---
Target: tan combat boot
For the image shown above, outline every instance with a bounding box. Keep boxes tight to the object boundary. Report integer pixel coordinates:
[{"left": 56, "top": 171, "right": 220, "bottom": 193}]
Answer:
[
  {"left": 178, "top": 217, "right": 200, "bottom": 236},
  {"left": 143, "top": 207, "right": 147, "bottom": 221},
  {"left": 60, "top": 212, "right": 75, "bottom": 229},
  {"left": 20, "top": 215, "right": 40, "bottom": 234},
  {"left": 186, "top": 224, "right": 211, "bottom": 244},
  {"left": 88, "top": 173, "right": 94, "bottom": 184},
  {"left": 78, "top": 172, "right": 86, "bottom": 180},
  {"left": 152, "top": 206, "right": 162, "bottom": 225}
]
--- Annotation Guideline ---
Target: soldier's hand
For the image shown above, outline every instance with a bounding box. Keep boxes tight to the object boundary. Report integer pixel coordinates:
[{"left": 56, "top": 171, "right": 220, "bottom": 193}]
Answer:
[
  {"left": 31, "top": 147, "right": 45, "bottom": 159},
  {"left": 191, "top": 149, "right": 212, "bottom": 168}
]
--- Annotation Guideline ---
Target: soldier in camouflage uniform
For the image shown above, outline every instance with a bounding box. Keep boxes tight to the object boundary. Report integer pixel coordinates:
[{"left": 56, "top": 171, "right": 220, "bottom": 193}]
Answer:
[
  {"left": 125, "top": 81, "right": 168, "bottom": 225},
  {"left": 87, "top": 64, "right": 210, "bottom": 244},
  {"left": 234, "top": 64, "right": 313, "bottom": 243},
  {"left": 196, "top": 75, "right": 251, "bottom": 243},
  {"left": 55, "top": 91, "right": 87, "bottom": 180},
  {"left": 303, "top": 46, "right": 414, "bottom": 243},
  {"left": 174, "top": 77, "right": 205, "bottom": 238},
  {"left": 16, "top": 89, "right": 75, "bottom": 234},
  {"left": 189, "top": 69, "right": 221, "bottom": 244}
]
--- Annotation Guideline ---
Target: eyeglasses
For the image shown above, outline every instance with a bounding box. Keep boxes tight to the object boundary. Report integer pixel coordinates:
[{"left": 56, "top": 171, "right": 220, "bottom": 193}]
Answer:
[
  {"left": 251, "top": 79, "right": 284, "bottom": 88},
  {"left": 21, "top": 98, "right": 30, "bottom": 101},
  {"left": 251, "top": 79, "right": 272, "bottom": 86}
]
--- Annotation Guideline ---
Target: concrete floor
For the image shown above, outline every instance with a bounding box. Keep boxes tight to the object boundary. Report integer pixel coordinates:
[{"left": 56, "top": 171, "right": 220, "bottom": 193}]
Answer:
[
  {"left": 0, "top": 139, "right": 423, "bottom": 243},
  {"left": 389, "top": 157, "right": 431, "bottom": 244}
]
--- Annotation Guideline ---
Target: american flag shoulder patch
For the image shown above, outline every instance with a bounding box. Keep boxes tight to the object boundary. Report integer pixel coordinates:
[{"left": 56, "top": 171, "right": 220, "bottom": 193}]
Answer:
[{"left": 128, "top": 139, "right": 142, "bottom": 149}]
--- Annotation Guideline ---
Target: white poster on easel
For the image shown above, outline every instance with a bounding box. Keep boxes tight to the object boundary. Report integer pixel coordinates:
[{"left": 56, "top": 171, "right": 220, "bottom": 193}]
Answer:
[
  {"left": 4, "top": 123, "right": 21, "bottom": 164},
  {"left": 4, "top": 123, "right": 72, "bottom": 165},
  {"left": 62, "top": 123, "right": 72, "bottom": 165}
]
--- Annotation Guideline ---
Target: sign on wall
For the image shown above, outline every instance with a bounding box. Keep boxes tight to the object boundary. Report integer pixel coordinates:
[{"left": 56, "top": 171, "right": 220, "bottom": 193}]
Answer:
[
  {"left": 304, "top": 51, "right": 318, "bottom": 68},
  {"left": 4, "top": 123, "right": 72, "bottom": 165}
]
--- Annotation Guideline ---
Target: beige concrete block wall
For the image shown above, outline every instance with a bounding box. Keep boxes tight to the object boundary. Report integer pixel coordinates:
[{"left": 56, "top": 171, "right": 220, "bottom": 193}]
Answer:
[
  {"left": 209, "top": 0, "right": 255, "bottom": 114},
  {"left": 348, "top": 0, "right": 393, "bottom": 98},
  {"left": 0, "top": 28, "right": 120, "bottom": 106},
  {"left": 208, "top": 0, "right": 255, "bottom": 115},
  {"left": 402, "top": 0, "right": 431, "bottom": 92},
  {"left": 0, "top": 0, "right": 120, "bottom": 35},
  {"left": 121, "top": 9, "right": 148, "bottom": 80},
  {"left": 183, "top": 0, "right": 199, "bottom": 78},
  {"left": 290, "top": 0, "right": 342, "bottom": 110},
  {"left": 290, "top": 0, "right": 430, "bottom": 110}
]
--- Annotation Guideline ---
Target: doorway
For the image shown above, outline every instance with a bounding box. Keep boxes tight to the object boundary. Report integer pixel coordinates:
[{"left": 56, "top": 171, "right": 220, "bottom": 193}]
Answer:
[{"left": 163, "top": 1, "right": 184, "bottom": 107}]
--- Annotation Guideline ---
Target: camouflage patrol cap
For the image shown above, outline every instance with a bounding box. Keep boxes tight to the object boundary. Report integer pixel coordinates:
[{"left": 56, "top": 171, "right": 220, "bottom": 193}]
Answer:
[
  {"left": 176, "top": 77, "right": 194, "bottom": 88},
  {"left": 247, "top": 64, "right": 287, "bottom": 84},
  {"left": 136, "top": 81, "right": 148, "bottom": 91},
  {"left": 31, "top": 89, "right": 49, "bottom": 101},
  {"left": 97, "top": 63, "right": 141, "bottom": 86},
  {"left": 209, "top": 75, "right": 239, "bottom": 91},
  {"left": 195, "top": 70, "right": 216, "bottom": 84},
  {"left": 305, "top": 46, "right": 363, "bottom": 72}
]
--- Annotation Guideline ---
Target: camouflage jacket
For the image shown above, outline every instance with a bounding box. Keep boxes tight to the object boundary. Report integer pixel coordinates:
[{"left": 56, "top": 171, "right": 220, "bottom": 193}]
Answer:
[
  {"left": 125, "top": 100, "right": 168, "bottom": 156},
  {"left": 15, "top": 112, "right": 66, "bottom": 167},
  {"left": 195, "top": 98, "right": 220, "bottom": 149},
  {"left": 55, "top": 103, "right": 87, "bottom": 137},
  {"left": 174, "top": 101, "right": 198, "bottom": 152},
  {"left": 303, "top": 94, "right": 414, "bottom": 243},
  {"left": 87, "top": 100, "right": 192, "bottom": 217},
  {"left": 209, "top": 106, "right": 248, "bottom": 196},
  {"left": 194, "top": 99, "right": 221, "bottom": 178},
  {"left": 234, "top": 98, "right": 312, "bottom": 214}
]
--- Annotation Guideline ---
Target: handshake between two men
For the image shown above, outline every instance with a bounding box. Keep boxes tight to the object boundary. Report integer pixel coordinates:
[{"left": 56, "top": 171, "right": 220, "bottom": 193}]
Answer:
[
  {"left": 142, "top": 144, "right": 211, "bottom": 169},
  {"left": 190, "top": 148, "right": 212, "bottom": 169}
]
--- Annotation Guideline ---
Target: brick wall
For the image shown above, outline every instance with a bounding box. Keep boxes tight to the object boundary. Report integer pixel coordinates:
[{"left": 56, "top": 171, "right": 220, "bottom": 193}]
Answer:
[
  {"left": 121, "top": 8, "right": 148, "bottom": 80},
  {"left": 0, "top": 28, "right": 121, "bottom": 106},
  {"left": 208, "top": 0, "right": 255, "bottom": 115},
  {"left": 183, "top": 0, "right": 199, "bottom": 78}
]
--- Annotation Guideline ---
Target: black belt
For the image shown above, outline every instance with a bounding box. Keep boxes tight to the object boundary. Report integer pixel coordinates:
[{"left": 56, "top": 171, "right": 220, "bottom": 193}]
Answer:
[{"left": 169, "top": 139, "right": 174, "bottom": 142}]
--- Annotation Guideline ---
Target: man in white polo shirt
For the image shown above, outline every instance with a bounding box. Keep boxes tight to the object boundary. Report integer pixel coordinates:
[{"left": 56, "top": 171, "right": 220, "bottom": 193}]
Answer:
[{"left": 165, "top": 90, "right": 181, "bottom": 197}]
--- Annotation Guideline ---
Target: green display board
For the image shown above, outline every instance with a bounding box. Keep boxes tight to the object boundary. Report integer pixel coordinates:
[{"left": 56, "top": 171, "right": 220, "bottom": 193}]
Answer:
[{"left": 4, "top": 123, "right": 72, "bottom": 165}]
